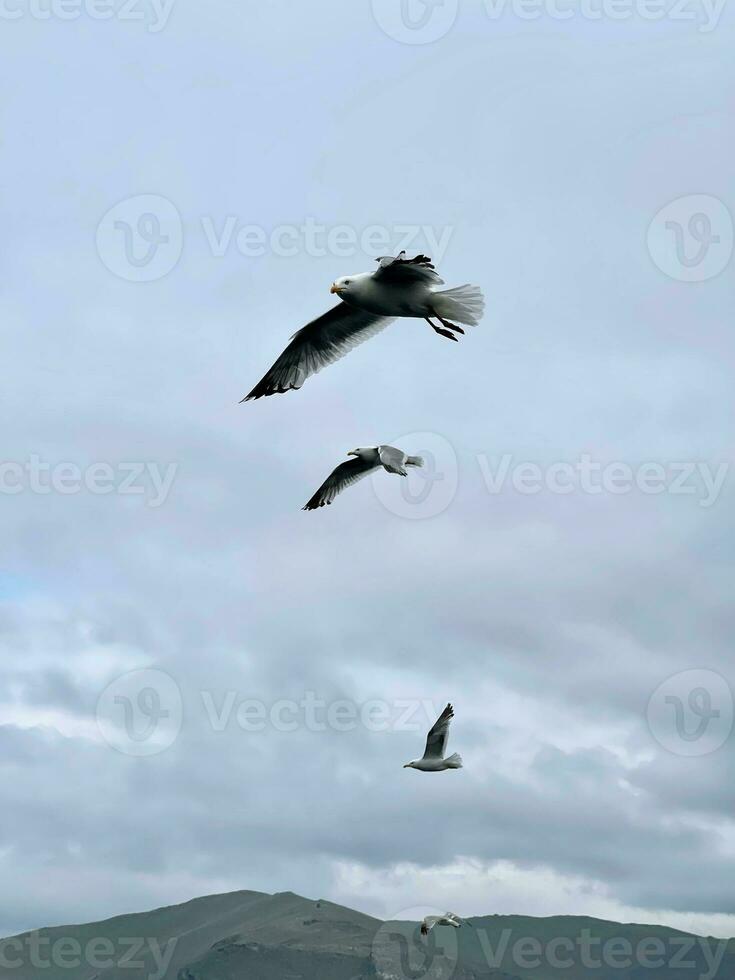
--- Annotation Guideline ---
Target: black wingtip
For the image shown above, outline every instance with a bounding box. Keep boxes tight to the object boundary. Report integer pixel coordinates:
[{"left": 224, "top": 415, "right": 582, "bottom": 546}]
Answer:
[
  {"left": 303, "top": 496, "right": 333, "bottom": 511},
  {"left": 241, "top": 384, "right": 293, "bottom": 401},
  {"left": 376, "top": 251, "right": 434, "bottom": 267}
]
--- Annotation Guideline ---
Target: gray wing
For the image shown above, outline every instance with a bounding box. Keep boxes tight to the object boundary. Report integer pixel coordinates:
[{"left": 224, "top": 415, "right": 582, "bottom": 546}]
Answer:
[
  {"left": 302, "top": 457, "right": 379, "bottom": 511},
  {"left": 242, "top": 303, "right": 394, "bottom": 400},
  {"left": 378, "top": 445, "right": 407, "bottom": 475},
  {"left": 373, "top": 251, "right": 444, "bottom": 286},
  {"left": 422, "top": 703, "right": 454, "bottom": 760}
]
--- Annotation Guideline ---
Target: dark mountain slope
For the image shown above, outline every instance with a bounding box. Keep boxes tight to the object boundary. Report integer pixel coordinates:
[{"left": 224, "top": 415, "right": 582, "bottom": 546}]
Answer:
[{"left": 1, "top": 889, "right": 732, "bottom": 980}]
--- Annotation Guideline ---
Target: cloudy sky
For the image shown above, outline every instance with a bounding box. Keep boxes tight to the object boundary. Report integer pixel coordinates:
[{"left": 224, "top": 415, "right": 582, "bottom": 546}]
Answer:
[{"left": 1, "top": 0, "right": 734, "bottom": 943}]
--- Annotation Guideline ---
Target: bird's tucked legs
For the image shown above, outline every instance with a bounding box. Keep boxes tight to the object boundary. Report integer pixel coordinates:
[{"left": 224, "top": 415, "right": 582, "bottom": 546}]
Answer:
[
  {"left": 424, "top": 317, "right": 459, "bottom": 342},
  {"left": 437, "top": 315, "right": 464, "bottom": 335}
]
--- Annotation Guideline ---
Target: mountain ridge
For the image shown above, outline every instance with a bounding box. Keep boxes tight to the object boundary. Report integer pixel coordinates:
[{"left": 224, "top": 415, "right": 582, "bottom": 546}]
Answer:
[{"left": 1, "top": 888, "right": 733, "bottom": 979}]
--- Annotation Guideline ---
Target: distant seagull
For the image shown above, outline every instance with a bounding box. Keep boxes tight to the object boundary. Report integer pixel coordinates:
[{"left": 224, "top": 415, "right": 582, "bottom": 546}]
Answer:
[
  {"left": 404, "top": 703, "right": 463, "bottom": 772},
  {"left": 421, "top": 913, "right": 472, "bottom": 936},
  {"left": 302, "top": 445, "right": 423, "bottom": 511},
  {"left": 242, "top": 252, "right": 484, "bottom": 400}
]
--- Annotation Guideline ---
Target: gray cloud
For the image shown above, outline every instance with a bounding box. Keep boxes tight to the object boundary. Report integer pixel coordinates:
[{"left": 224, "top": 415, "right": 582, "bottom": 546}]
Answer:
[{"left": 0, "top": 0, "right": 733, "bottom": 943}]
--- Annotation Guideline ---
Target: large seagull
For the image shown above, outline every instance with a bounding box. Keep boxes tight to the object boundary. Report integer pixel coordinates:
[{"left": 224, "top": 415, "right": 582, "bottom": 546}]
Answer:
[{"left": 243, "top": 252, "right": 484, "bottom": 400}]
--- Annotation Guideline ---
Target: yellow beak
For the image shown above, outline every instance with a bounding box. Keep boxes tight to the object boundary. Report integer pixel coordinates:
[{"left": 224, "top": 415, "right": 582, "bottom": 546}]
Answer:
[{"left": 330, "top": 283, "right": 341, "bottom": 294}]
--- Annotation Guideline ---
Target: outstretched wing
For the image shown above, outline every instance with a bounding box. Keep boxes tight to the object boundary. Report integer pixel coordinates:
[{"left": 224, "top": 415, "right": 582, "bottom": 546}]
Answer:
[
  {"left": 373, "top": 251, "right": 444, "bottom": 286},
  {"left": 242, "top": 304, "right": 394, "bottom": 400},
  {"left": 302, "top": 457, "right": 379, "bottom": 511},
  {"left": 378, "top": 444, "right": 407, "bottom": 475},
  {"left": 422, "top": 703, "right": 454, "bottom": 760}
]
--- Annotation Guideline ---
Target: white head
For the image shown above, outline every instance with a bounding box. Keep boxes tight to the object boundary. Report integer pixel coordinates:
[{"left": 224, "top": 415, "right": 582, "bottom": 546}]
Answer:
[
  {"left": 347, "top": 448, "right": 375, "bottom": 461},
  {"left": 403, "top": 760, "right": 418, "bottom": 769},
  {"left": 330, "top": 273, "right": 366, "bottom": 302}
]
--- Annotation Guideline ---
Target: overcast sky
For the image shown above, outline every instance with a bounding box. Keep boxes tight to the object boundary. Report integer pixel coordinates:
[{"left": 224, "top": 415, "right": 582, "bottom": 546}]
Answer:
[{"left": 1, "top": 0, "right": 734, "bottom": 943}]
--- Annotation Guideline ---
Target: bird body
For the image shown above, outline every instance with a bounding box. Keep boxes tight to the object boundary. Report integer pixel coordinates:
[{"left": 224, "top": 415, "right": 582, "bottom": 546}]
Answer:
[
  {"left": 243, "top": 253, "right": 484, "bottom": 400},
  {"left": 405, "top": 754, "right": 463, "bottom": 773},
  {"left": 302, "top": 445, "right": 423, "bottom": 511},
  {"left": 334, "top": 271, "right": 437, "bottom": 318},
  {"left": 404, "top": 703, "right": 463, "bottom": 772},
  {"left": 420, "top": 912, "right": 469, "bottom": 936}
]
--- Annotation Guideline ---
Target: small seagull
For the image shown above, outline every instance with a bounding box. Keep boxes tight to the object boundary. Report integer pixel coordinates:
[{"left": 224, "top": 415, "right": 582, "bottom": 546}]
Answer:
[
  {"left": 404, "top": 703, "right": 463, "bottom": 772},
  {"left": 242, "top": 252, "right": 484, "bottom": 400},
  {"left": 302, "top": 445, "right": 423, "bottom": 511},
  {"left": 421, "top": 913, "right": 472, "bottom": 936}
]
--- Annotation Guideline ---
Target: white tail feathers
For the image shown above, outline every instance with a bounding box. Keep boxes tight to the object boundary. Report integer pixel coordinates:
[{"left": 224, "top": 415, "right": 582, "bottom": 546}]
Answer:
[
  {"left": 432, "top": 284, "right": 485, "bottom": 326},
  {"left": 445, "top": 752, "right": 463, "bottom": 769},
  {"left": 406, "top": 456, "right": 424, "bottom": 467}
]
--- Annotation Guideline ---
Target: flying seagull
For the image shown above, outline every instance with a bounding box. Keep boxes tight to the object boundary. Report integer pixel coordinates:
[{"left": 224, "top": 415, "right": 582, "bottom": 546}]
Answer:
[
  {"left": 242, "top": 252, "right": 484, "bottom": 400},
  {"left": 303, "top": 445, "right": 423, "bottom": 511},
  {"left": 421, "top": 913, "right": 472, "bottom": 936},
  {"left": 404, "top": 703, "right": 463, "bottom": 771}
]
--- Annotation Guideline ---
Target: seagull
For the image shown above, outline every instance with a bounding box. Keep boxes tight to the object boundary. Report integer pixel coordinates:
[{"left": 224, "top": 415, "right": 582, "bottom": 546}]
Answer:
[
  {"left": 303, "top": 445, "right": 423, "bottom": 511},
  {"left": 403, "top": 703, "right": 462, "bottom": 771},
  {"left": 420, "top": 913, "right": 472, "bottom": 936},
  {"left": 242, "top": 252, "right": 484, "bottom": 400}
]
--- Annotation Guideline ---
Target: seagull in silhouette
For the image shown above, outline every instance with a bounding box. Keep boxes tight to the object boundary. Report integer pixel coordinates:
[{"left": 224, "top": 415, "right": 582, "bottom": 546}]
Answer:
[
  {"left": 404, "top": 703, "right": 462, "bottom": 772},
  {"left": 242, "top": 252, "right": 484, "bottom": 400},
  {"left": 421, "top": 913, "right": 472, "bottom": 936},
  {"left": 303, "top": 445, "right": 423, "bottom": 511}
]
